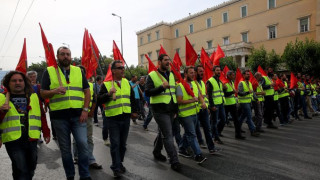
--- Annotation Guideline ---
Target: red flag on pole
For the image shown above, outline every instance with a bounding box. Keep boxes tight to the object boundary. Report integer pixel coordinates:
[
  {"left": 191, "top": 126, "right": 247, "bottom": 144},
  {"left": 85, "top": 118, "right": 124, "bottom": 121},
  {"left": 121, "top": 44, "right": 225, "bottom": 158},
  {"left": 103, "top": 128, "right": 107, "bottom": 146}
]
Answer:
[
  {"left": 223, "top": 66, "right": 230, "bottom": 76},
  {"left": 209, "top": 51, "right": 216, "bottom": 64},
  {"left": 234, "top": 68, "right": 244, "bottom": 91},
  {"left": 81, "top": 29, "right": 95, "bottom": 79},
  {"left": 276, "top": 78, "right": 285, "bottom": 88},
  {"left": 213, "top": 45, "right": 225, "bottom": 66},
  {"left": 249, "top": 71, "right": 259, "bottom": 90},
  {"left": 200, "top": 48, "right": 213, "bottom": 82},
  {"left": 15, "top": 38, "right": 27, "bottom": 74},
  {"left": 173, "top": 51, "right": 182, "bottom": 71},
  {"left": 90, "top": 34, "right": 100, "bottom": 61},
  {"left": 145, "top": 54, "right": 157, "bottom": 73},
  {"left": 185, "top": 36, "right": 198, "bottom": 66},
  {"left": 113, "top": 40, "right": 125, "bottom": 65},
  {"left": 290, "top": 72, "right": 298, "bottom": 89},
  {"left": 159, "top": 44, "right": 168, "bottom": 56},
  {"left": 220, "top": 71, "right": 230, "bottom": 84},
  {"left": 39, "top": 23, "right": 57, "bottom": 68},
  {"left": 170, "top": 63, "right": 195, "bottom": 97},
  {"left": 104, "top": 64, "right": 113, "bottom": 82},
  {"left": 257, "top": 65, "right": 267, "bottom": 77}
]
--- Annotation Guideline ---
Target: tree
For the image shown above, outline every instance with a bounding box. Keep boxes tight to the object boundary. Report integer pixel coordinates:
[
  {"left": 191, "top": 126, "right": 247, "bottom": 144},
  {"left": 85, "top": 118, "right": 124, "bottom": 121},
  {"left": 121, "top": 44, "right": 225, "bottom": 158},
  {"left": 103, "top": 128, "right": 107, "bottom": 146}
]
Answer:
[
  {"left": 124, "top": 65, "right": 148, "bottom": 80},
  {"left": 220, "top": 56, "right": 237, "bottom": 71},
  {"left": 282, "top": 38, "right": 320, "bottom": 76},
  {"left": 28, "top": 61, "right": 47, "bottom": 83},
  {"left": 247, "top": 46, "right": 281, "bottom": 73}
]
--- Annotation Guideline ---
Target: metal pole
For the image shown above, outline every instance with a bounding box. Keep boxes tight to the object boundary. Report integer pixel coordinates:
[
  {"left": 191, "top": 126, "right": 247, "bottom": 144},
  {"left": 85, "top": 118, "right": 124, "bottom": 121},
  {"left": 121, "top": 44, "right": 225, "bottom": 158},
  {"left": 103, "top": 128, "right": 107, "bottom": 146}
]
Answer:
[{"left": 120, "top": 16, "right": 123, "bottom": 56}]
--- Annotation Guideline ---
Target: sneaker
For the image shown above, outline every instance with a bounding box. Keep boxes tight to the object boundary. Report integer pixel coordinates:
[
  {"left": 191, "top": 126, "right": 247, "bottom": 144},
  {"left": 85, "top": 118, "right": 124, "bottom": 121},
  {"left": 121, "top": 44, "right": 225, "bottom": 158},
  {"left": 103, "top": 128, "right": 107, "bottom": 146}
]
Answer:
[
  {"left": 113, "top": 171, "right": 122, "bottom": 178},
  {"left": 171, "top": 162, "right": 182, "bottom": 171},
  {"left": 153, "top": 152, "right": 167, "bottom": 161},
  {"left": 251, "top": 131, "right": 260, "bottom": 137},
  {"left": 94, "top": 123, "right": 99, "bottom": 127},
  {"left": 89, "top": 163, "right": 102, "bottom": 169},
  {"left": 209, "top": 147, "right": 222, "bottom": 154},
  {"left": 199, "top": 142, "right": 207, "bottom": 149},
  {"left": 104, "top": 139, "right": 110, "bottom": 146},
  {"left": 194, "top": 154, "right": 207, "bottom": 164},
  {"left": 178, "top": 150, "right": 192, "bottom": 158}
]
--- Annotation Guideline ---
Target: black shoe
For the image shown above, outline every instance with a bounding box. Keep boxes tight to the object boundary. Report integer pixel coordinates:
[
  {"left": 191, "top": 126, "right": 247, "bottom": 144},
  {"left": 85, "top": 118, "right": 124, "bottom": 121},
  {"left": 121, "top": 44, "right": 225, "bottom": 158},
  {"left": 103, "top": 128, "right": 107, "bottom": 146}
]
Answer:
[
  {"left": 256, "top": 129, "right": 265, "bottom": 133},
  {"left": 267, "top": 124, "right": 278, "bottom": 129},
  {"left": 73, "top": 158, "right": 78, "bottom": 164},
  {"left": 240, "top": 129, "right": 246, "bottom": 133},
  {"left": 209, "top": 147, "right": 222, "bottom": 154},
  {"left": 178, "top": 150, "right": 192, "bottom": 158},
  {"left": 113, "top": 171, "right": 122, "bottom": 178},
  {"left": 304, "top": 116, "right": 312, "bottom": 119},
  {"left": 89, "top": 163, "right": 102, "bottom": 169},
  {"left": 214, "top": 138, "right": 224, "bottom": 144},
  {"left": 153, "top": 152, "right": 167, "bottom": 161},
  {"left": 171, "top": 162, "right": 182, "bottom": 171},
  {"left": 80, "top": 177, "right": 92, "bottom": 180},
  {"left": 119, "top": 166, "right": 126, "bottom": 173},
  {"left": 235, "top": 135, "right": 246, "bottom": 140},
  {"left": 251, "top": 131, "right": 260, "bottom": 137},
  {"left": 194, "top": 154, "right": 207, "bottom": 164},
  {"left": 67, "top": 177, "right": 74, "bottom": 180}
]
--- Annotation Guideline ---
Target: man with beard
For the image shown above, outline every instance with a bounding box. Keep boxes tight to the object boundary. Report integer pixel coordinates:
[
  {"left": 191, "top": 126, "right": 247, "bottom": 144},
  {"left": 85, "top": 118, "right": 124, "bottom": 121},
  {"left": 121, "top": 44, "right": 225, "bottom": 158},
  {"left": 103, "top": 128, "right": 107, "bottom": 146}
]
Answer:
[
  {"left": 238, "top": 70, "right": 260, "bottom": 137},
  {"left": 41, "top": 46, "right": 92, "bottom": 180},
  {"left": 145, "top": 54, "right": 181, "bottom": 171},
  {"left": 207, "top": 66, "right": 226, "bottom": 144},
  {"left": 223, "top": 70, "right": 246, "bottom": 139}
]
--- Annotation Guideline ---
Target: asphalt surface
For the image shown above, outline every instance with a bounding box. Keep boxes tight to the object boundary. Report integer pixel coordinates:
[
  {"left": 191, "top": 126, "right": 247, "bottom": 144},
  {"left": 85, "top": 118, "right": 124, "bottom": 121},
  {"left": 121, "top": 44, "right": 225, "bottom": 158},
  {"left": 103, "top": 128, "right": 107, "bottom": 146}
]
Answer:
[{"left": 1, "top": 111, "right": 320, "bottom": 180}]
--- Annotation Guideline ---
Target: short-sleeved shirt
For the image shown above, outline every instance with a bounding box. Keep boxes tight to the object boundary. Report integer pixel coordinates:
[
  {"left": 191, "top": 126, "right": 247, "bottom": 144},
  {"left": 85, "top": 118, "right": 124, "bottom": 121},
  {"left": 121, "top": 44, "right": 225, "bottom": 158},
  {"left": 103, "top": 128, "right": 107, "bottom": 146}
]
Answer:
[
  {"left": 176, "top": 82, "right": 199, "bottom": 97},
  {"left": 129, "top": 81, "right": 140, "bottom": 99},
  {"left": 41, "top": 67, "right": 89, "bottom": 119}
]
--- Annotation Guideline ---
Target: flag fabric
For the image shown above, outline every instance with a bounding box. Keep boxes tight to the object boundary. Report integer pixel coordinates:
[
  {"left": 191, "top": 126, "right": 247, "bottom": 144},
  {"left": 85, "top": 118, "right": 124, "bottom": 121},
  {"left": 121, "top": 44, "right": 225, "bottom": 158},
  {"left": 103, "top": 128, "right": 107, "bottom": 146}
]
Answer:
[
  {"left": 185, "top": 36, "right": 198, "bottom": 66},
  {"left": 249, "top": 71, "right": 259, "bottom": 90},
  {"left": 257, "top": 65, "right": 267, "bottom": 77},
  {"left": 234, "top": 68, "right": 244, "bottom": 91},
  {"left": 81, "top": 29, "right": 95, "bottom": 79},
  {"left": 209, "top": 51, "right": 215, "bottom": 64},
  {"left": 113, "top": 40, "right": 125, "bottom": 65},
  {"left": 223, "top": 66, "right": 230, "bottom": 76},
  {"left": 39, "top": 23, "right": 57, "bottom": 68},
  {"left": 90, "top": 34, "right": 100, "bottom": 62},
  {"left": 104, "top": 64, "right": 113, "bottom": 82},
  {"left": 290, "top": 72, "right": 298, "bottom": 89},
  {"left": 170, "top": 63, "right": 195, "bottom": 97},
  {"left": 200, "top": 48, "right": 213, "bottom": 82},
  {"left": 145, "top": 54, "right": 157, "bottom": 73},
  {"left": 159, "top": 44, "right": 167, "bottom": 56},
  {"left": 15, "top": 38, "right": 27, "bottom": 74},
  {"left": 172, "top": 51, "right": 182, "bottom": 71},
  {"left": 213, "top": 45, "right": 225, "bottom": 66},
  {"left": 276, "top": 78, "right": 285, "bottom": 88},
  {"left": 220, "top": 71, "right": 230, "bottom": 84}
]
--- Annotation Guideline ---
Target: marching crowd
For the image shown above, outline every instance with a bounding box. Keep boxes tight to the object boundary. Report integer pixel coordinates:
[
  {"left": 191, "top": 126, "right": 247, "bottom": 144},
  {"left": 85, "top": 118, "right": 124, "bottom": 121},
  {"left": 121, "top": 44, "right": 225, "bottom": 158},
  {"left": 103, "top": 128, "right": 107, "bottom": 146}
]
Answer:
[{"left": 1, "top": 47, "right": 320, "bottom": 180}]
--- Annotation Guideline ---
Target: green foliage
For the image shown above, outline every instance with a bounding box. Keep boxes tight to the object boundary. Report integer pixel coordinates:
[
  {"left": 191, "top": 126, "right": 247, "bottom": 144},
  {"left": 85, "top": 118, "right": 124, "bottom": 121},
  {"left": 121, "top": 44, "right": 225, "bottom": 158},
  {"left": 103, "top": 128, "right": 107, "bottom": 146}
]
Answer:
[
  {"left": 124, "top": 65, "right": 148, "bottom": 80},
  {"left": 28, "top": 61, "right": 47, "bottom": 83},
  {"left": 220, "top": 56, "right": 237, "bottom": 71},
  {"left": 247, "top": 46, "right": 281, "bottom": 73},
  {"left": 282, "top": 38, "right": 320, "bottom": 77}
]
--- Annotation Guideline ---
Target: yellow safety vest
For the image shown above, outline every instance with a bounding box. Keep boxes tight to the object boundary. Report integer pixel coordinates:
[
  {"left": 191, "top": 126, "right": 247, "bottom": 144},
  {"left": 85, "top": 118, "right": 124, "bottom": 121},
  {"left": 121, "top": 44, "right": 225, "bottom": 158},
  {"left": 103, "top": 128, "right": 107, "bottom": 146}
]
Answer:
[
  {"left": 149, "top": 71, "right": 177, "bottom": 104},
  {"left": 195, "top": 80, "right": 208, "bottom": 109},
  {"left": 279, "top": 81, "right": 289, "bottom": 99},
  {"left": 312, "top": 84, "right": 318, "bottom": 96},
  {"left": 47, "top": 65, "right": 84, "bottom": 111},
  {"left": 238, "top": 81, "right": 253, "bottom": 104},
  {"left": 256, "top": 85, "right": 265, "bottom": 102},
  {"left": 297, "top": 81, "right": 304, "bottom": 96},
  {"left": 89, "top": 82, "right": 94, "bottom": 108},
  {"left": 0, "top": 93, "right": 41, "bottom": 143},
  {"left": 274, "top": 91, "right": 279, "bottom": 101},
  {"left": 224, "top": 82, "right": 236, "bottom": 105},
  {"left": 208, "top": 77, "right": 224, "bottom": 105},
  {"left": 104, "top": 78, "right": 131, "bottom": 117},
  {"left": 263, "top": 76, "right": 274, "bottom": 96},
  {"left": 178, "top": 81, "right": 199, "bottom": 117}
]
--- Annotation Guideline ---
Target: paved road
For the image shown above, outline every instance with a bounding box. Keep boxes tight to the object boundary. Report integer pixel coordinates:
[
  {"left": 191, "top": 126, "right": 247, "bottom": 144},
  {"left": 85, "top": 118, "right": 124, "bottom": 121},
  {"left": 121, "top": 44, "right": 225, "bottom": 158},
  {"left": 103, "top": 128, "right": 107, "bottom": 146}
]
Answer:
[{"left": 1, "top": 113, "right": 320, "bottom": 180}]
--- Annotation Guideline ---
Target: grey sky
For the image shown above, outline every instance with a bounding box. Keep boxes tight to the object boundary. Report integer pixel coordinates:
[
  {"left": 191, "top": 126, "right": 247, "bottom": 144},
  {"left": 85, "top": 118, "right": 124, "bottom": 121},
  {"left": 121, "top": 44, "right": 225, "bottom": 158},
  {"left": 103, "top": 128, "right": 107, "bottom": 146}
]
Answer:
[{"left": 0, "top": 0, "right": 226, "bottom": 70}]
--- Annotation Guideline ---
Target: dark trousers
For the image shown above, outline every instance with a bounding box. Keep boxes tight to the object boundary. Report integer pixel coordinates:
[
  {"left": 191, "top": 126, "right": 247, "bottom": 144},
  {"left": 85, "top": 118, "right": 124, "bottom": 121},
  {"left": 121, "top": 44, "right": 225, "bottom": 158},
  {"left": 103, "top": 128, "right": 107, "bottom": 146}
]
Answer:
[
  {"left": 300, "top": 95, "right": 309, "bottom": 118},
  {"left": 198, "top": 109, "right": 215, "bottom": 150},
  {"left": 273, "top": 100, "right": 283, "bottom": 123},
  {"left": 102, "top": 115, "right": 109, "bottom": 140},
  {"left": 5, "top": 140, "right": 38, "bottom": 180},
  {"left": 293, "top": 93, "right": 301, "bottom": 119},
  {"left": 279, "top": 97, "right": 290, "bottom": 124},
  {"left": 264, "top": 95, "right": 275, "bottom": 125},
  {"left": 94, "top": 104, "right": 105, "bottom": 123},
  {"left": 224, "top": 104, "right": 242, "bottom": 136},
  {"left": 107, "top": 114, "right": 130, "bottom": 172}
]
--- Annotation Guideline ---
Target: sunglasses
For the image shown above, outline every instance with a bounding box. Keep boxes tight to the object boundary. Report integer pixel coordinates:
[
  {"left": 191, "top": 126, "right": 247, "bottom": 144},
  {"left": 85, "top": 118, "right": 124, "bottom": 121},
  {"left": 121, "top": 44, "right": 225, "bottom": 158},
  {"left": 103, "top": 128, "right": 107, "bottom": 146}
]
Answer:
[{"left": 113, "top": 66, "right": 125, "bottom": 70}]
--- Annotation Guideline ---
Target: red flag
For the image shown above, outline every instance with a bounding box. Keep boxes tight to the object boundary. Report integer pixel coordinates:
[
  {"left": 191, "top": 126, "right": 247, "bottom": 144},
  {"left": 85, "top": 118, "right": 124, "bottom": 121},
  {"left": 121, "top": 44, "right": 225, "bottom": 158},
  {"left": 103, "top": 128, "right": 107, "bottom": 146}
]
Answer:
[
  {"left": 185, "top": 36, "right": 198, "bottom": 66},
  {"left": 249, "top": 71, "right": 259, "bottom": 90},
  {"left": 170, "top": 63, "right": 194, "bottom": 97},
  {"left": 173, "top": 51, "right": 182, "bottom": 71},
  {"left": 15, "top": 38, "right": 27, "bottom": 74},
  {"left": 159, "top": 44, "right": 167, "bottom": 56},
  {"left": 200, "top": 48, "right": 213, "bottom": 82},
  {"left": 39, "top": 23, "right": 57, "bottom": 68},
  {"left": 81, "top": 29, "right": 95, "bottom": 79},
  {"left": 209, "top": 51, "right": 215, "bottom": 64},
  {"left": 220, "top": 71, "right": 230, "bottom": 84},
  {"left": 113, "top": 40, "right": 125, "bottom": 65},
  {"left": 276, "top": 78, "right": 285, "bottom": 88},
  {"left": 104, "top": 64, "right": 113, "bottom": 82},
  {"left": 257, "top": 65, "right": 267, "bottom": 77},
  {"left": 90, "top": 33, "right": 100, "bottom": 62},
  {"left": 145, "top": 54, "right": 157, "bottom": 73},
  {"left": 234, "top": 68, "right": 244, "bottom": 91},
  {"left": 213, "top": 45, "right": 225, "bottom": 66},
  {"left": 223, "top": 66, "right": 230, "bottom": 76},
  {"left": 290, "top": 72, "right": 298, "bottom": 89}
]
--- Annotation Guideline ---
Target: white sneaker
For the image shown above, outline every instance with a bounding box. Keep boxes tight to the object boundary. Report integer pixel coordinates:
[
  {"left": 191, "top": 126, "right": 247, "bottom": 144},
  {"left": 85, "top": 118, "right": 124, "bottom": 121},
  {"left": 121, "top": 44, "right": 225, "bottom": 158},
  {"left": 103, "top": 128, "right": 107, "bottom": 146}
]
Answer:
[{"left": 104, "top": 139, "right": 110, "bottom": 146}]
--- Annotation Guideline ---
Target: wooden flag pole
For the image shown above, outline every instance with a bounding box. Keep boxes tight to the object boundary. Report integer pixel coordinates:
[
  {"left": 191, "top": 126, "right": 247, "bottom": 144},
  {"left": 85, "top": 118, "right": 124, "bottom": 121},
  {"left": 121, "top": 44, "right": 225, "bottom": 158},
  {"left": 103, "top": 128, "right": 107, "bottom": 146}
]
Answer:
[
  {"left": 5, "top": 92, "right": 10, "bottom": 106},
  {"left": 112, "top": 80, "right": 116, "bottom": 101}
]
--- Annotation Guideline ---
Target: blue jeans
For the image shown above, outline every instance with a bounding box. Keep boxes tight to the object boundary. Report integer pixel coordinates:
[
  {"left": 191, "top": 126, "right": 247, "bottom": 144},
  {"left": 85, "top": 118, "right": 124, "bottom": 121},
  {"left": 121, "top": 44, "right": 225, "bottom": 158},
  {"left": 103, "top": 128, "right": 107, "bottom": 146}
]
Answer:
[
  {"left": 52, "top": 117, "right": 90, "bottom": 179},
  {"left": 210, "top": 104, "right": 226, "bottom": 139},
  {"left": 198, "top": 109, "right": 215, "bottom": 150},
  {"left": 5, "top": 140, "right": 38, "bottom": 180},
  {"left": 195, "top": 117, "right": 204, "bottom": 144},
  {"left": 172, "top": 116, "right": 182, "bottom": 146},
  {"left": 107, "top": 114, "right": 130, "bottom": 172},
  {"left": 311, "top": 97, "right": 319, "bottom": 112},
  {"left": 179, "top": 114, "right": 202, "bottom": 156},
  {"left": 143, "top": 105, "right": 153, "bottom": 129},
  {"left": 239, "top": 103, "right": 256, "bottom": 132}
]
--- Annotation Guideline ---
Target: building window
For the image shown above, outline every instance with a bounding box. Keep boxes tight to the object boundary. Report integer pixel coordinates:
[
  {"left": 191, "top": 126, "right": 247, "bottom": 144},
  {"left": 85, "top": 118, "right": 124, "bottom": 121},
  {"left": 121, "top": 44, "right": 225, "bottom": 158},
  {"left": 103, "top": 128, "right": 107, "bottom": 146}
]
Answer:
[
  {"left": 175, "top": 29, "right": 179, "bottom": 38},
  {"left": 222, "top": 12, "right": 228, "bottom": 23},
  {"left": 241, "top": 5, "right": 247, "bottom": 18},
  {"left": 300, "top": 17, "right": 309, "bottom": 33},
  {"left": 148, "top": 52, "right": 152, "bottom": 59},
  {"left": 268, "top": 0, "right": 276, "bottom": 9},
  {"left": 176, "top": 48, "right": 180, "bottom": 55},
  {"left": 268, "top": 26, "right": 276, "bottom": 39},
  {"left": 140, "top": 54, "right": 144, "bottom": 64},
  {"left": 140, "top": 37, "right": 143, "bottom": 45},
  {"left": 147, "top": 34, "right": 151, "bottom": 43},
  {"left": 242, "top": 32, "right": 248, "bottom": 42},
  {"left": 156, "top": 50, "right": 160, "bottom": 57},
  {"left": 206, "top": 18, "right": 212, "bottom": 28},
  {"left": 189, "top": 24, "right": 194, "bottom": 33},
  {"left": 207, "top": 40, "right": 213, "bottom": 49},
  {"left": 156, "top": 31, "right": 160, "bottom": 40},
  {"left": 223, "top": 37, "right": 229, "bottom": 45}
]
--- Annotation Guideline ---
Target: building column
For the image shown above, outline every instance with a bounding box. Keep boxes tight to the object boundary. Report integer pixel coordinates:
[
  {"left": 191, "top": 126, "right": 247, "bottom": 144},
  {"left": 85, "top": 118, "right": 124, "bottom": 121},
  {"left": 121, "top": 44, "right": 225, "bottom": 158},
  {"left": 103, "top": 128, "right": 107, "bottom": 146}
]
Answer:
[{"left": 241, "top": 55, "right": 246, "bottom": 67}]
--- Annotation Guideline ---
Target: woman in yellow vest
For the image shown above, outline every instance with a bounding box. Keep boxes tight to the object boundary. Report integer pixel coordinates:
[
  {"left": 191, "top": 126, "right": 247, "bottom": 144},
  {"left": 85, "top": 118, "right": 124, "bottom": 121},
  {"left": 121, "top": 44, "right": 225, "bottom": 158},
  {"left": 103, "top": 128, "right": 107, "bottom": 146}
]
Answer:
[{"left": 0, "top": 71, "right": 50, "bottom": 180}]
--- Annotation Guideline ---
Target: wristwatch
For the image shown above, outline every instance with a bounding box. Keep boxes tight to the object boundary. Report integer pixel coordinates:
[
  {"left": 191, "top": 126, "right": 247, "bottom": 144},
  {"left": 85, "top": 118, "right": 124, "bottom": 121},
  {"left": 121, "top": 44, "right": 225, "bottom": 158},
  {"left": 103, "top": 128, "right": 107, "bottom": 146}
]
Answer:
[{"left": 83, "top": 107, "right": 89, "bottom": 112}]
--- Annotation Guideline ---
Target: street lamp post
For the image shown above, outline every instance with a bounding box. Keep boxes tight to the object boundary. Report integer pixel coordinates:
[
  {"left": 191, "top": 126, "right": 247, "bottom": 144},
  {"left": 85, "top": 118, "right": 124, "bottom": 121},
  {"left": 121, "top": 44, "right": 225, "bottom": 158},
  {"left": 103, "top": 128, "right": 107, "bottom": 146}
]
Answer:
[{"left": 112, "top": 13, "right": 123, "bottom": 55}]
